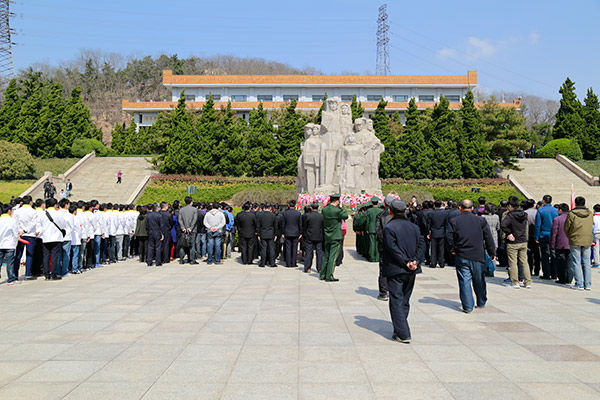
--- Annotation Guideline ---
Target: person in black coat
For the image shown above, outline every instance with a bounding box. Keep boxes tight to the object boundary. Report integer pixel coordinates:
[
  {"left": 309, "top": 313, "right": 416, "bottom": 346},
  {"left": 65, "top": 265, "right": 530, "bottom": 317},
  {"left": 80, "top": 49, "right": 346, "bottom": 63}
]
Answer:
[
  {"left": 236, "top": 203, "right": 258, "bottom": 265},
  {"left": 281, "top": 200, "right": 303, "bottom": 268},
  {"left": 375, "top": 196, "right": 394, "bottom": 300},
  {"left": 159, "top": 202, "right": 173, "bottom": 264},
  {"left": 427, "top": 200, "right": 448, "bottom": 268},
  {"left": 302, "top": 203, "right": 324, "bottom": 273},
  {"left": 257, "top": 203, "right": 277, "bottom": 267},
  {"left": 381, "top": 200, "right": 425, "bottom": 343},
  {"left": 145, "top": 203, "right": 167, "bottom": 266}
]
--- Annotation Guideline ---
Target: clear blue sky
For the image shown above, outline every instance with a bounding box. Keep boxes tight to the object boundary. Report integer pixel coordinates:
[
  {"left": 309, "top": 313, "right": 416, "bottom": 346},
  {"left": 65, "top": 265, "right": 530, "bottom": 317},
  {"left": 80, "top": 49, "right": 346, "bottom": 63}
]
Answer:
[{"left": 12, "top": 0, "right": 600, "bottom": 100}]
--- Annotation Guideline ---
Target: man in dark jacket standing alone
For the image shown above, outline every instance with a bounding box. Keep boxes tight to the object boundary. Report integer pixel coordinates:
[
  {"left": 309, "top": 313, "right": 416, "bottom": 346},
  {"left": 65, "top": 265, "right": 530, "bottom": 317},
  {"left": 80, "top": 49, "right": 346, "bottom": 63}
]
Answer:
[
  {"left": 501, "top": 196, "right": 531, "bottom": 289},
  {"left": 427, "top": 200, "right": 448, "bottom": 268},
  {"left": 281, "top": 200, "right": 302, "bottom": 268},
  {"left": 146, "top": 203, "right": 166, "bottom": 266},
  {"left": 375, "top": 195, "right": 395, "bottom": 300},
  {"left": 447, "top": 200, "right": 496, "bottom": 313},
  {"left": 381, "top": 200, "right": 425, "bottom": 343}
]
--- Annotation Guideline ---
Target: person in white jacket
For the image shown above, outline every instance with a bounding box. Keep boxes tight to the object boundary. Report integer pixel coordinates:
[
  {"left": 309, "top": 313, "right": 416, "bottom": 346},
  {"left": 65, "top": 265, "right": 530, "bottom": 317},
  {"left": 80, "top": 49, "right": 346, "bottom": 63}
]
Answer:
[
  {"left": 0, "top": 203, "right": 19, "bottom": 285},
  {"left": 89, "top": 200, "right": 103, "bottom": 268},
  {"left": 58, "top": 198, "right": 75, "bottom": 276},
  {"left": 71, "top": 204, "right": 83, "bottom": 274},
  {"left": 40, "top": 198, "right": 66, "bottom": 280},
  {"left": 115, "top": 205, "right": 126, "bottom": 261},
  {"left": 204, "top": 203, "right": 226, "bottom": 265},
  {"left": 12, "top": 195, "right": 41, "bottom": 280}
]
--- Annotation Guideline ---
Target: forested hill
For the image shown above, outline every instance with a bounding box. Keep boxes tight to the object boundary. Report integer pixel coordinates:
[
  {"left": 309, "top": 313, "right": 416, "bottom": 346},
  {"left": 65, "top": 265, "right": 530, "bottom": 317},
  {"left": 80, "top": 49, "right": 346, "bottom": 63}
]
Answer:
[{"left": 16, "top": 51, "right": 320, "bottom": 139}]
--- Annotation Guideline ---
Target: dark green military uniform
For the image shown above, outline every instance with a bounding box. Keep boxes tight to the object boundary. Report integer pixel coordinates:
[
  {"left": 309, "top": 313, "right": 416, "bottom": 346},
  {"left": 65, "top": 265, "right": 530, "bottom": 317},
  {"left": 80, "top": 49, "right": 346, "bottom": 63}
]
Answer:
[
  {"left": 320, "top": 195, "right": 348, "bottom": 281},
  {"left": 366, "top": 197, "right": 382, "bottom": 262}
]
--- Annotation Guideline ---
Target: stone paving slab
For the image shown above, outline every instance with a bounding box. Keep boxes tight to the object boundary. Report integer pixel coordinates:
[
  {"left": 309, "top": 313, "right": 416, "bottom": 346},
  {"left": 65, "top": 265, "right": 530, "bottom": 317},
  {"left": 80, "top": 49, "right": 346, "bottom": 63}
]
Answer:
[{"left": 1, "top": 250, "right": 600, "bottom": 399}]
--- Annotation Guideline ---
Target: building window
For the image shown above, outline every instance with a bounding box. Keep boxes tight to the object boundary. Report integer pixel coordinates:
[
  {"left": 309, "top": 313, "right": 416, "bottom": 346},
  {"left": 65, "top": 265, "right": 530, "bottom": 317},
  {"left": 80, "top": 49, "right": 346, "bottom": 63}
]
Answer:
[
  {"left": 419, "top": 95, "right": 434, "bottom": 102},
  {"left": 257, "top": 95, "right": 273, "bottom": 102},
  {"left": 185, "top": 94, "right": 196, "bottom": 101},
  {"left": 205, "top": 94, "right": 221, "bottom": 101},
  {"left": 138, "top": 114, "right": 143, "bottom": 124},
  {"left": 312, "top": 94, "right": 325, "bottom": 102},
  {"left": 393, "top": 95, "right": 409, "bottom": 102},
  {"left": 367, "top": 95, "right": 382, "bottom": 102},
  {"left": 341, "top": 95, "right": 354, "bottom": 102},
  {"left": 231, "top": 95, "right": 247, "bottom": 102},
  {"left": 446, "top": 95, "right": 460, "bottom": 102},
  {"left": 283, "top": 95, "right": 299, "bottom": 101}
]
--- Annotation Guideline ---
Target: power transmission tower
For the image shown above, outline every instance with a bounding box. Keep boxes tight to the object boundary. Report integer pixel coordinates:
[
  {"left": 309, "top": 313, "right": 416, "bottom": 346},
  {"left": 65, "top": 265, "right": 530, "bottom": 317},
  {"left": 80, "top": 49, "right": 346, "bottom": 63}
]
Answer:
[
  {"left": 0, "top": 0, "right": 15, "bottom": 78},
  {"left": 376, "top": 4, "right": 390, "bottom": 75}
]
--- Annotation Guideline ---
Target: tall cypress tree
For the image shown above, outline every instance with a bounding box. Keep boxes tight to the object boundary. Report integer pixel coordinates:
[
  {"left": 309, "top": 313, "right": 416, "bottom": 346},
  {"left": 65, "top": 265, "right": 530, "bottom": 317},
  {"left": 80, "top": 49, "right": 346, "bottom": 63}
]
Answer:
[
  {"left": 582, "top": 88, "right": 600, "bottom": 160},
  {"left": 370, "top": 98, "right": 396, "bottom": 178},
  {"left": 60, "top": 87, "right": 95, "bottom": 157},
  {"left": 245, "top": 103, "right": 281, "bottom": 176},
  {"left": 553, "top": 78, "right": 586, "bottom": 141},
  {"left": 397, "top": 98, "right": 432, "bottom": 179},
  {"left": 16, "top": 89, "right": 43, "bottom": 151},
  {"left": 277, "top": 99, "right": 305, "bottom": 175},
  {"left": 37, "top": 82, "right": 65, "bottom": 157},
  {"left": 213, "top": 101, "right": 244, "bottom": 176},
  {"left": 428, "top": 95, "right": 462, "bottom": 178},
  {"left": 316, "top": 93, "right": 328, "bottom": 124},
  {"left": 162, "top": 93, "right": 200, "bottom": 173},
  {"left": 197, "top": 93, "right": 217, "bottom": 174},
  {"left": 458, "top": 90, "right": 494, "bottom": 177},
  {"left": 350, "top": 95, "right": 364, "bottom": 122},
  {"left": 110, "top": 122, "right": 126, "bottom": 154},
  {"left": 0, "top": 79, "right": 22, "bottom": 142}
]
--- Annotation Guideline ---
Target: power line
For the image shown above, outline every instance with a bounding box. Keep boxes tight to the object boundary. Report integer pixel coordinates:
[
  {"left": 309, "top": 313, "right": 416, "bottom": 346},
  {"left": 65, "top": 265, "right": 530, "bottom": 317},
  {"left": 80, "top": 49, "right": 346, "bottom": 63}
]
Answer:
[
  {"left": 376, "top": 4, "right": 390, "bottom": 75},
  {"left": 0, "top": 0, "right": 15, "bottom": 78}
]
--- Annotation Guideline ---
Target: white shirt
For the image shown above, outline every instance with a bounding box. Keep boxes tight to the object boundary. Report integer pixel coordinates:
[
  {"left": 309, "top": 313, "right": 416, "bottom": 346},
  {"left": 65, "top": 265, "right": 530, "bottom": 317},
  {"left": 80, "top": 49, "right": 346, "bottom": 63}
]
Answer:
[
  {"left": 0, "top": 214, "right": 18, "bottom": 249},
  {"left": 13, "top": 204, "right": 41, "bottom": 237},
  {"left": 102, "top": 211, "right": 112, "bottom": 236},
  {"left": 59, "top": 209, "right": 75, "bottom": 242},
  {"left": 73, "top": 211, "right": 84, "bottom": 244},
  {"left": 90, "top": 209, "right": 101, "bottom": 236},
  {"left": 40, "top": 208, "right": 66, "bottom": 243},
  {"left": 112, "top": 211, "right": 124, "bottom": 235}
]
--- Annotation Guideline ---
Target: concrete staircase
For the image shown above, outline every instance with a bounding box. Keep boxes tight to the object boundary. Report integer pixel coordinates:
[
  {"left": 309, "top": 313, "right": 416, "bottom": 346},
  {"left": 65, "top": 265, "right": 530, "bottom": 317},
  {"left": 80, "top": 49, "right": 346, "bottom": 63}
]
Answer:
[
  {"left": 498, "top": 158, "right": 600, "bottom": 204},
  {"left": 29, "top": 157, "right": 155, "bottom": 203}
]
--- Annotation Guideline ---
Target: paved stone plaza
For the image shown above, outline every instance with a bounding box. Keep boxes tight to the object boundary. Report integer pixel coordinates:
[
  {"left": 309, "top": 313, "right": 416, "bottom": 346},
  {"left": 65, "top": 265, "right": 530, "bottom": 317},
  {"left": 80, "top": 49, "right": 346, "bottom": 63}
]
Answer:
[{"left": 1, "top": 252, "right": 600, "bottom": 400}]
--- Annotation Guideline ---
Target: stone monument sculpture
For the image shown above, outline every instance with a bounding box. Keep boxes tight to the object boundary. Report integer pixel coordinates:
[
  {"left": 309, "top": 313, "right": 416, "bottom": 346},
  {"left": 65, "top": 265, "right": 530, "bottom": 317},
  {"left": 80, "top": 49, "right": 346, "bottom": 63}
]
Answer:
[{"left": 297, "top": 98, "right": 384, "bottom": 194}]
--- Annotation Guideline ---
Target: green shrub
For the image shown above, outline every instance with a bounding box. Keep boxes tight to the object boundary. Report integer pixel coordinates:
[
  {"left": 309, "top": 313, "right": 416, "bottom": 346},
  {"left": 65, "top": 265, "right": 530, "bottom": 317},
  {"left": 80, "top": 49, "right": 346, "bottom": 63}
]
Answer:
[
  {"left": 536, "top": 138, "right": 583, "bottom": 161},
  {"left": 231, "top": 187, "right": 297, "bottom": 205},
  {"left": 71, "top": 138, "right": 113, "bottom": 157},
  {"left": 0, "top": 140, "right": 36, "bottom": 180}
]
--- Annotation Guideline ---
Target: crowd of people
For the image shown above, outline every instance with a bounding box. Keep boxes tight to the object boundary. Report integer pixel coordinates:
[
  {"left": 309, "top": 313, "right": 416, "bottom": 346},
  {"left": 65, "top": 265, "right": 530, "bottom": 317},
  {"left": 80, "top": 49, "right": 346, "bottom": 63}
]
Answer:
[
  {"left": 357, "top": 193, "right": 598, "bottom": 343},
  {"left": 0, "top": 194, "right": 352, "bottom": 284}
]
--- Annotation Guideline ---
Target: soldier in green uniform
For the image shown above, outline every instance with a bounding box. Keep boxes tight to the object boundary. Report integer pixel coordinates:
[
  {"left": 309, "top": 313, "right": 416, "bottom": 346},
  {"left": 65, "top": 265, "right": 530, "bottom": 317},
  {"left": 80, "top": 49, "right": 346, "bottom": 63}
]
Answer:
[
  {"left": 367, "top": 197, "right": 383, "bottom": 262},
  {"left": 320, "top": 194, "right": 348, "bottom": 282}
]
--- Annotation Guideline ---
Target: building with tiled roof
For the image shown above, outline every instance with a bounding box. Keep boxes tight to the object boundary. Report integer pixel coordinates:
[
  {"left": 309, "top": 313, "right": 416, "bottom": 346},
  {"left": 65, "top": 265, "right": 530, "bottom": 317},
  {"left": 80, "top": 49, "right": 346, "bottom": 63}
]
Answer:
[{"left": 122, "top": 70, "right": 521, "bottom": 127}]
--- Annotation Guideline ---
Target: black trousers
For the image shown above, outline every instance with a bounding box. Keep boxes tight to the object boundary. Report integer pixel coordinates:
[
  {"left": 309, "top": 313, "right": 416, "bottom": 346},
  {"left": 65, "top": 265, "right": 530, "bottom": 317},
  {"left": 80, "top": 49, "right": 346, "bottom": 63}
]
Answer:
[
  {"left": 378, "top": 260, "right": 389, "bottom": 296},
  {"left": 387, "top": 273, "right": 416, "bottom": 340},
  {"left": 42, "top": 242, "right": 61, "bottom": 278},
  {"left": 239, "top": 236, "right": 256, "bottom": 265},
  {"left": 304, "top": 240, "right": 323, "bottom": 272},
  {"left": 138, "top": 238, "right": 148, "bottom": 262},
  {"left": 259, "top": 238, "right": 275, "bottom": 267},
  {"left": 555, "top": 249, "right": 573, "bottom": 284},
  {"left": 336, "top": 237, "right": 344, "bottom": 266},
  {"left": 162, "top": 235, "right": 171, "bottom": 263},
  {"left": 539, "top": 238, "right": 555, "bottom": 278},
  {"left": 284, "top": 236, "right": 299, "bottom": 267},
  {"left": 148, "top": 237, "right": 162, "bottom": 266},
  {"left": 32, "top": 238, "right": 44, "bottom": 276},
  {"left": 430, "top": 236, "right": 445, "bottom": 267},
  {"left": 85, "top": 240, "right": 94, "bottom": 268},
  {"left": 527, "top": 237, "right": 541, "bottom": 275}
]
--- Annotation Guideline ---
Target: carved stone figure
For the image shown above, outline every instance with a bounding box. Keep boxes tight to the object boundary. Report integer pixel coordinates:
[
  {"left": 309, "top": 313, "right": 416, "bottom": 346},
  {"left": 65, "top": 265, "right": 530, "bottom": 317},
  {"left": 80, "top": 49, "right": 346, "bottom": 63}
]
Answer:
[{"left": 297, "top": 98, "right": 383, "bottom": 194}]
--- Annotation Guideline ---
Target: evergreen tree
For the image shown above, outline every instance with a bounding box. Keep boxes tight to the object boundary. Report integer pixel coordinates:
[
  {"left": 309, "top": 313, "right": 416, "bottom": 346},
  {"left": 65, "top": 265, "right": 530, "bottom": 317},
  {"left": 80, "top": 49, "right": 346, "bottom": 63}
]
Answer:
[
  {"left": 427, "top": 95, "right": 462, "bottom": 178},
  {"left": 582, "top": 88, "right": 600, "bottom": 160},
  {"left": 245, "top": 103, "right": 282, "bottom": 176},
  {"left": 110, "top": 122, "right": 126, "bottom": 154},
  {"left": 396, "top": 98, "right": 432, "bottom": 179},
  {"left": 0, "top": 79, "right": 22, "bottom": 142},
  {"left": 122, "top": 119, "right": 145, "bottom": 155},
  {"left": 480, "top": 99, "right": 529, "bottom": 167},
  {"left": 16, "top": 89, "right": 43, "bottom": 151},
  {"left": 370, "top": 98, "right": 396, "bottom": 178},
  {"left": 162, "top": 93, "right": 201, "bottom": 173},
  {"left": 37, "top": 82, "right": 65, "bottom": 157},
  {"left": 197, "top": 93, "right": 218, "bottom": 174},
  {"left": 212, "top": 101, "right": 245, "bottom": 176},
  {"left": 277, "top": 99, "right": 305, "bottom": 175},
  {"left": 60, "top": 87, "right": 96, "bottom": 157},
  {"left": 350, "top": 95, "right": 364, "bottom": 122},
  {"left": 458, "top": 90, "right": 494, "bottom": 177},
  {"left": 553, "top": 78, "right": 586, "bottom": 141}
]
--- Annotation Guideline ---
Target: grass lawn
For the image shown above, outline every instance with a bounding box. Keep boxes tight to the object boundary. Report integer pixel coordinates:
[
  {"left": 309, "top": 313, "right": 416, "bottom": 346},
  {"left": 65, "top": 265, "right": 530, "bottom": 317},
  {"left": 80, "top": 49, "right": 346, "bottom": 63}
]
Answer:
[
  {"left": 0, "top": 180, "right": 36, "bottom": 203},
  {"left": 575, "top": 160, "right": 600, "bottom": 178},
  {"left": 33, "top": 158, "right": 79, "bottom": 179}
]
